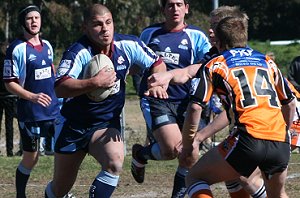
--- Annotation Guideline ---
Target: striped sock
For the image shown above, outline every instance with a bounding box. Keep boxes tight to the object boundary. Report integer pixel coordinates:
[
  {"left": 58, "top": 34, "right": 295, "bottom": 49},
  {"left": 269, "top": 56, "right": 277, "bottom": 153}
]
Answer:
[
  {"left": 226, "top": 180, "right": 250, "bottom": 198},
  {"left": 187, "top": 181, "right": 213, "bottom": 198},
  {"left": 251, "top": 181, "right": 267, "bottom": 198}
]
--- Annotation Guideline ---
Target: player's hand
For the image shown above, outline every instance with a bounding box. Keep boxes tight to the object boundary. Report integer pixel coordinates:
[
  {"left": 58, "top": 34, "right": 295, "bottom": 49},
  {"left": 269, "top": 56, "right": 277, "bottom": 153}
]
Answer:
[
  {"left": 144, "top": 86, "right": 168, "bottom": 99},
  {"left": 94, "top": 65, "right": 116, "bottom": 88},
  {"left": 31, "top": 93, "right": 52, "bottom": 107},
  {"left": 178, "top": 142, "right": 199, "bottom": 169},
  {"left": 147, "top": 72, "right": 172, "bottom": 90}
]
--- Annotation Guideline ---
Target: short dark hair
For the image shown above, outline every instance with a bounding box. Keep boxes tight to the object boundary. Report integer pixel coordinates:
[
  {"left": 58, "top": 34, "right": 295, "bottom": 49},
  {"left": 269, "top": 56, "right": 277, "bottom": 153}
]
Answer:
[
  {"left": 18, "top": 5, "right": 41, "bottom": 28},
  {"left": 160, "top": 0, "right": 189, "bottom": 8}
]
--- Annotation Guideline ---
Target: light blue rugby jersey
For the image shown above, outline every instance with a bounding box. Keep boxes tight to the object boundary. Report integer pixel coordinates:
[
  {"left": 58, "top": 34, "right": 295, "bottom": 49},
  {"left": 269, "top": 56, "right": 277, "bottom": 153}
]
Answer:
[
  {"left": 55, "top": 34, "right": 160, "bottom": 126},
  {"left": 3, "top": 38, "right": 59, "bottom": 122},
  {"left": 139, "top": 23, "right": 211, "bottom": 101}
]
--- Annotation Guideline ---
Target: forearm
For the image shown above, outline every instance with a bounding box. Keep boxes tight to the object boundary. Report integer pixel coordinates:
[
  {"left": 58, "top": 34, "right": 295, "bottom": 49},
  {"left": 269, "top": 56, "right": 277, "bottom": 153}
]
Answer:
[
  {"left": 281, "top": 97, "right": 296, "bottom": 129},
  {"left": 55, "top": 77, "right": 97, "bottom": 98},
  {"left": 182, "top": 102, "right": 202, "bottom": 149},
  {"left": 195, "top": 111, "right": 229, "bottom": 142},
  {"left": 170, "top": 64, "right": 201, "bottom": 84},
  {"left": 5, "top": 82, "right": 35, "bottom": 101}
]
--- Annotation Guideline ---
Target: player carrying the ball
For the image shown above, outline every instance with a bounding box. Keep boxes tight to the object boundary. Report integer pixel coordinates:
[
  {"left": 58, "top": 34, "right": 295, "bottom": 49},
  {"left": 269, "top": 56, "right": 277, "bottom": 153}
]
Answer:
[{"left": 45, "top": 4, "right": 167, "bottom": 198}]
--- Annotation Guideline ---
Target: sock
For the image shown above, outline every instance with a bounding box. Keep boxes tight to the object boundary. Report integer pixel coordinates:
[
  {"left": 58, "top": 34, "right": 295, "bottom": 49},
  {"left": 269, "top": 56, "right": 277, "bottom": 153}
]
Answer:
[
  {"left": 226, "top": 181, "right": 250, "bottom": 198},
  {"left": 138, "top": 142, "right": 161, "bottom": 161},
  {"left": 89, "top": 171, "right": 119, "bottom": 198},
  {"left": 251, "top": 181, "right": 267, "bottom": 198},
  {"left": 16, "top": 163, "right": 31, "bottom": 198},
  {"left": 187, "top": 181, "right": 213, "bottom": 198},
  {"left": 171, "top": 166, "right": 189, "bottom": 198},
  {"left": 45, "top": 181, "right": 55, "bottom": 198}
]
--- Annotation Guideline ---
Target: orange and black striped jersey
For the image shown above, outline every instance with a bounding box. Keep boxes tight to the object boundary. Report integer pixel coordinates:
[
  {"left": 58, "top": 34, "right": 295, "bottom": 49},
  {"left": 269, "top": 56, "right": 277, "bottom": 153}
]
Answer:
[
  {"left": 192, "top": 47, "right": 295, "bottom": 142},
  {"left": 287, "top": 79, "right": 300, "bottom": 99}
]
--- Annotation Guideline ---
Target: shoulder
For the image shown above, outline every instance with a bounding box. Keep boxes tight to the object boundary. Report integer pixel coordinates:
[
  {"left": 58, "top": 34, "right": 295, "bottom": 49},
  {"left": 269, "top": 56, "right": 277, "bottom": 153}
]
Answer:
[
  {"left": 291, "top": 56, "right": 300, "bottom": 64},
  {"left": 141, "top": 23, "right": 162, "bottom": 32},
  {"left": 6, "top": 39, "right": 26, "bottom": 56},
  {"left": 65, "top": 36, "right": 89, "bottom": 55},
  {"left": 185, "top": 24, "right": 207, "bottom": 35},
  {"left": 114, "top": 33, "right": 140, "bottom": 42}
]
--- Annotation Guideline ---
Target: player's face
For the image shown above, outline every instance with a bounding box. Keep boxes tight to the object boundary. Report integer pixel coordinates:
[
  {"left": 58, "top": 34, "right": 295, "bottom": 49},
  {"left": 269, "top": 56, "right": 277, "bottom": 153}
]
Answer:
[
  {"left": 24, "top": 11, "right": 41, "bottom": 34},
  {"left": 209, "top": 16, "right": 218, "bottom": 46},
  {"left": 85, "top": 12, "right": 114, "bottom": 49},
  {"left": 163, "top": 0, "right": 188, "bottom": 25}
]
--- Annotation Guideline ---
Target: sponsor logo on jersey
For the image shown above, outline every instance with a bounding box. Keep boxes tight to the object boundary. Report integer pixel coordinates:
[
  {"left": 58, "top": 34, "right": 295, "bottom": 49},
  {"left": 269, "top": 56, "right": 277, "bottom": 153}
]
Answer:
[
  {"left": 28, "top": 54, "right": 37, "bottom": 61},
  {"left": 156, "top": 51, "right": 180, "bottom": 65},
  {"left": 150, "top": 38, "right": 160, "bottom": 45},
  {"left": 57, "top": 59, "right": 71, "bottom": 76},
  {"left": 3, "top": 59, "right": 12, "bottom": 77},
  {"left": 164, "top": 47, "right": 171, "bottom": 52},
  {"left": 178, "top": 39, "right": 188, "bottom": 50},
  {"left": 48, "top": 49, "right": 53, "bottom": 60},
  {"left": 3, "top": 60, "right": 12, "bottom": 76},
  {"left": 35, "top": 66, "right": 51, "bottom": 80}
]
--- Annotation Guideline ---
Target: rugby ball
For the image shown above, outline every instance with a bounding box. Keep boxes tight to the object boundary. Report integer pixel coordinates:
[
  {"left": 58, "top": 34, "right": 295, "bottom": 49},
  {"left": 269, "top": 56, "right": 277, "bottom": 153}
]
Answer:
[{"left": 83, "top": 54, "right": 115, "bottom": 102}]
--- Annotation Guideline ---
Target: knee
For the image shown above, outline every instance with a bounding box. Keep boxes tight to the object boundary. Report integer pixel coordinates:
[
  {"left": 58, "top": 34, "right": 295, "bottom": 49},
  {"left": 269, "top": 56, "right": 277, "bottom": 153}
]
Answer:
[
  {"left": 106, "top": 160, "right": 123, "bottom": 175},
  {"left": 160, "top": 148, "right": 177, "bottom": 160}
]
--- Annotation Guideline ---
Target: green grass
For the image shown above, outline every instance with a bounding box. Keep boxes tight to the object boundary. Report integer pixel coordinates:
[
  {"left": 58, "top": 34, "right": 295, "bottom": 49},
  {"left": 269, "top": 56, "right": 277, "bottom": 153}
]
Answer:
[{"left": 1, "top": 153, "right": 299, "bottom": 197}]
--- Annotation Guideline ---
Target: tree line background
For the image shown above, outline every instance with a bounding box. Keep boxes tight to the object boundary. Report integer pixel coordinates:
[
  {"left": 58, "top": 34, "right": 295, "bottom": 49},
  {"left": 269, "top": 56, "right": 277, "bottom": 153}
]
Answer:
[{"left": 0, "top": 0, "right": 300, "bottom": 76}]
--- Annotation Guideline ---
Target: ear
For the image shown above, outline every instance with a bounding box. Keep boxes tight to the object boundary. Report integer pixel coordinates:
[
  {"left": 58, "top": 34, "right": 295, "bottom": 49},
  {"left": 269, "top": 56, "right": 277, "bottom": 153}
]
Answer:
[{"left": 185, "top": 4, "right": 189, "bottom": 14}]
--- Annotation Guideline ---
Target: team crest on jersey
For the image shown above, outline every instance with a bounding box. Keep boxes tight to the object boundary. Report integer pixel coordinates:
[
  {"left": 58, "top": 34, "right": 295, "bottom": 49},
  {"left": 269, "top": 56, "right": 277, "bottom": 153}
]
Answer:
[
  {"left": 42, "top": 60, "right": 46, "bottom": 65},
  {"left": 116, "top": 56, "right": 126, "bottom": 71},
  {"left": 117, "top": 56, "right": 125, "bottom": 64},
  {"left": 28, "top": 54, "right": 37, "bottom": 61},
  {"left": 178, "top": 39, "right": 188, "bottom": 50}
]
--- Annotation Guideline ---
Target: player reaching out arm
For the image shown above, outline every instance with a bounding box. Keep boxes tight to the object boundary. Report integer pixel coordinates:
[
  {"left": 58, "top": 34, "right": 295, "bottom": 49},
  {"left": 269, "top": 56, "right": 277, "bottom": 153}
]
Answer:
[{"left": 181, "top": 16, "right": 295, "bottom": 198}]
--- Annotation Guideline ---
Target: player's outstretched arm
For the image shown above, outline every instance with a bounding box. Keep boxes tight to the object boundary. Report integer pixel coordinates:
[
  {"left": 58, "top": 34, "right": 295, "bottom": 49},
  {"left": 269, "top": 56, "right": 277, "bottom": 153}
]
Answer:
[{"left": 148, "top": 63, "right": 201, "bottom": 89}]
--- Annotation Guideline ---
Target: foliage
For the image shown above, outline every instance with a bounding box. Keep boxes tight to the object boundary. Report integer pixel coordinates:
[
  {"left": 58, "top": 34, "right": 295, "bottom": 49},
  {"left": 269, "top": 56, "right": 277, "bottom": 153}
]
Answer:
[{"left": 248, "top": 41, "right": 300, "bottom": 76}]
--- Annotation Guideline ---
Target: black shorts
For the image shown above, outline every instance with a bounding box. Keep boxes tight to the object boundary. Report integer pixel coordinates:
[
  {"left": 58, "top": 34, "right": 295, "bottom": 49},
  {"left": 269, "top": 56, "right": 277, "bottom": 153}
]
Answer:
[
  {"left": 218, "top": 131, "right": 290, "bottom": 179},
  {"left": 19, "top": 120, "right": 55, "bottom": 152},
  {"left": 147, "top": 97, "right": 188, "bottom": 131}
]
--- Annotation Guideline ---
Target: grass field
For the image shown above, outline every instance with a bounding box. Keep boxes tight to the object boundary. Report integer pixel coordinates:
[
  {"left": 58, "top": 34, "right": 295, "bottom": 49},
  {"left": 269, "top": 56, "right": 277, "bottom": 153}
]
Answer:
[
  {"left": 0, "top": 154, "right": 300, "bottom": 198},
  {"left": 0, "top": 97, "right": 300, "bottom": 197}
]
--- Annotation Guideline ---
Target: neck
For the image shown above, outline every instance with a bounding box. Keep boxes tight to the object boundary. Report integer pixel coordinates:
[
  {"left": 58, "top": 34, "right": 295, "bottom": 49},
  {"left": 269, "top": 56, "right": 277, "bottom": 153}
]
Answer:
[
  {"left": 24, "top": 32, "right": 40, "bottom": 46},
  {"left": 163, "top": 21, "right": 186, "bottom": 32}
]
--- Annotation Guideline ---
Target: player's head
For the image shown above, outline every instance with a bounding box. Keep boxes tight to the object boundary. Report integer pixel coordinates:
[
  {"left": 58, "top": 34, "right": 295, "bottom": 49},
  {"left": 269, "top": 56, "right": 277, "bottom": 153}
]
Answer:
[
  {"left": 160, "top": 0, "right": 189, "bottom": 8},
  {"left": 215, "top": 17, "right": 248, "bottom": 51},
  {"left": 83, "top": 4, "right": 114, "bottom": 49},
  {"left": 160, "top": 0, "right": 189, "bottom": 25},
  {"left": 18, "top": 4, "right": 41, "bottom": 35},
  {"left": 209, "top": 6, "right": 248, "bottom": 46}
]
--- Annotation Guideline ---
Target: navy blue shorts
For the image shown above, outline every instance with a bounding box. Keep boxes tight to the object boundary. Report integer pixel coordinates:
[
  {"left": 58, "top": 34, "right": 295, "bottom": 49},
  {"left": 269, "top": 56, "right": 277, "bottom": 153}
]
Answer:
[
  {"left": 54, "top": 118, "right": 121, "bottom": 154},
  {"left": 19, "top": 120, "right": 55, "bottom": 152},
  {"left": 146, "top": 97, "right": 188, "bottom": 131}
]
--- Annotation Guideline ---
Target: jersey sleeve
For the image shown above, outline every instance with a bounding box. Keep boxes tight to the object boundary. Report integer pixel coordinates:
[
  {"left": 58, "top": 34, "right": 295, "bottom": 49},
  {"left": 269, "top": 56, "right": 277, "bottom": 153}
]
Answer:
[{"left": 190, "top": 63, "right": 214, "bottom": 108}]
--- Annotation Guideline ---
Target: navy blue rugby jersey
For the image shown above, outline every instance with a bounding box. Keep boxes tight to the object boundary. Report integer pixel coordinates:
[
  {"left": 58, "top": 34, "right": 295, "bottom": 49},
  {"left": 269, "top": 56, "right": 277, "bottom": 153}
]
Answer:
[
  {"left": 139, "top": 23, "right": 211, "bottom": 101},
  {"left": 55, "top": 34, "right": 161, "bottom": 126},
  {"left": 3, "top": 38, "right": 59, "bottom": 122}
]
